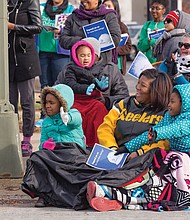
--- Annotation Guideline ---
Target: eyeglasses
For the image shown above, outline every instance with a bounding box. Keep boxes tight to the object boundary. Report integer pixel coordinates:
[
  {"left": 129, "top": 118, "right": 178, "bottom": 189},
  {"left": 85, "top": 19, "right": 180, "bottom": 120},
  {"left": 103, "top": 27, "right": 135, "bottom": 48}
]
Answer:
[
  {"left": 178, "top": 42, "right": 190, "bottom": 49},
  {"left": 149, "top": 6, "right": 164, "bottom": 12},
  {"left": 164, "top": 18, "right": 173, "bottom": 24}
]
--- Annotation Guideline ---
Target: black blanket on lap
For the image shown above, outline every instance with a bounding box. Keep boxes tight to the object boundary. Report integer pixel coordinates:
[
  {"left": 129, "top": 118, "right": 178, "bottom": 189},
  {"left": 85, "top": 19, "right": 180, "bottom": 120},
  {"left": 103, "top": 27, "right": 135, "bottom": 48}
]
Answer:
[{"left": 22, "top": 142, "right": 155, "bottom": 210}]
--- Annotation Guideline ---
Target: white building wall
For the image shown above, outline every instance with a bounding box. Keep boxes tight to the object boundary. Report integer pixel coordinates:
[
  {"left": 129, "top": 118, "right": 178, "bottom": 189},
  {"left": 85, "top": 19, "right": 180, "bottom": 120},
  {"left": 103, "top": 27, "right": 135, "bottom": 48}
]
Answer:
[
  {"left": 118, "top": 0, "right": 132, "bottom": 23},
  {"left": 178, "top": 0, "right": 182, "bottom": 10},
  {"left": 131, "top": 0, "right": 147, "bottom": 25}
]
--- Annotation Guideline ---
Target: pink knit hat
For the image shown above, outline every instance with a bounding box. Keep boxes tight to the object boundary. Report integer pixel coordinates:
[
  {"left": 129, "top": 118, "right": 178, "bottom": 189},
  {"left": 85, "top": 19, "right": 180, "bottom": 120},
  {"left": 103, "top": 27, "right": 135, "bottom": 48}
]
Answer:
[{"left": 165, "top": 11, "right": 179, "bottom": 27}]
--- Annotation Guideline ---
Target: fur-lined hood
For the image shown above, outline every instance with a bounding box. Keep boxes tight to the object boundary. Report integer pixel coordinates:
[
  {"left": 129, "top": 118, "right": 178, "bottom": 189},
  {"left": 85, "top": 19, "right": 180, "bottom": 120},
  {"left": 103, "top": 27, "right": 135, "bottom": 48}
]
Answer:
[{"left": 41, "top": 84, "right": 74, "bottom": 113}]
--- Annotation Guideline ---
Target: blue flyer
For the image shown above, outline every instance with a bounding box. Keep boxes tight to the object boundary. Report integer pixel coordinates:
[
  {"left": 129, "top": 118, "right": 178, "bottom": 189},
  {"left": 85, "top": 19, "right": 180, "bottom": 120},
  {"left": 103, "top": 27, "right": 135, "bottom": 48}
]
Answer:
[
  {"left": 127, "top": 51, "right": 153, "bottom": 79},
  {"left": 148, "top": 28, "right": 165, "bottom": 40},
  {"left": 86, "top": 144, "right": 128, "bottom": 170},
  {"left": 83, "top": 20, "right": 115, "bottom": 53},
  {"left": 119, "top": 33, "right": 129, "bottom": 46}
]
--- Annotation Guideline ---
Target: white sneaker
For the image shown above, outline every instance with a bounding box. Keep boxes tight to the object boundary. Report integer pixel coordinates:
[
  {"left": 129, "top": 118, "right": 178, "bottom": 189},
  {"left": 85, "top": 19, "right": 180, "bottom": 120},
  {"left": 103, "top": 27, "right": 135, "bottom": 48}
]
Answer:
[
  {"left": 86, "top": 181, "right": 105, "bottom": 205},
  {"left": 94, "top": 182, "right": 106, "bottom": 197}
]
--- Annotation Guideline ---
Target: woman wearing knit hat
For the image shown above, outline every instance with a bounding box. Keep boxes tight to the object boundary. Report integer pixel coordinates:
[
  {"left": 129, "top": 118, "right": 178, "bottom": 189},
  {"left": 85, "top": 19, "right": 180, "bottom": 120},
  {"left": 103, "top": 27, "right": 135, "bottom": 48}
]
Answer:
[
  {"left": 56, "top": 37, "right": 129, "bottom": 147},
  {"left": 153, "top": 10, "right": 190, "bottom": 61},
  {"left": 165, "top": 10, "right": 179, "bottom": 28}
]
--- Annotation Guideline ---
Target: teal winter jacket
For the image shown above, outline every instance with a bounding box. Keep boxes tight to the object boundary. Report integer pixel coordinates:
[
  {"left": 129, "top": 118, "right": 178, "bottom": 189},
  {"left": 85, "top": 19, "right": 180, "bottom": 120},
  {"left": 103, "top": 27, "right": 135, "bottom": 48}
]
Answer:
[{"left": 39, "top": 84, "right": 85, "bottom": 150}]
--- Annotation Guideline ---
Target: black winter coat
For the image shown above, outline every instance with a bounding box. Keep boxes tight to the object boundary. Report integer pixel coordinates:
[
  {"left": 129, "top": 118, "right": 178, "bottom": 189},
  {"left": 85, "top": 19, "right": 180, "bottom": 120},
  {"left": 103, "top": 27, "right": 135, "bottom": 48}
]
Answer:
[
  {"left": 8, "top": 0, "right": 42, "bottom": 82},
  {"left": 56, "top": 58, "right": 129, "bottom": 110}
]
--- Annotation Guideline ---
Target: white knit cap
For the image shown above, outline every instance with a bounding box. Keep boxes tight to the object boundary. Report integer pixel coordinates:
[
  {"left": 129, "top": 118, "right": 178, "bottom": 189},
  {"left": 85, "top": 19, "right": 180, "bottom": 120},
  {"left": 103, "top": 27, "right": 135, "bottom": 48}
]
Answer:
[{"left": 82, "top": 37, "right": 101, "bottom": 57}]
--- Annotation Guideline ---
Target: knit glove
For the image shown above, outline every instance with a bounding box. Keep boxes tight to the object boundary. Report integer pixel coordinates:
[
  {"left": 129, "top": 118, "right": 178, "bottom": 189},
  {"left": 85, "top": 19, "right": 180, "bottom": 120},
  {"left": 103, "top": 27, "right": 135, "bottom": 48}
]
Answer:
[
  {"left": 148, "top": 127, "right": 157, "bottom": 145},
  {"left": 86, "top": 83, "right": 95, "bottom": 95},
  {"left": 60, "top": 107, "right": 69, "bottom": 126},
  {"left": 164, "top": 57, "right": 178, "bottom": 76},
  {"left": 43, "top": 138, "right": 56, "bottom": 150},
  {"left": 95, "top": 76, "right": 109, "bottom": 91},
  {"left": 114, "top": 144, "right": 130, "bottom": 155}
]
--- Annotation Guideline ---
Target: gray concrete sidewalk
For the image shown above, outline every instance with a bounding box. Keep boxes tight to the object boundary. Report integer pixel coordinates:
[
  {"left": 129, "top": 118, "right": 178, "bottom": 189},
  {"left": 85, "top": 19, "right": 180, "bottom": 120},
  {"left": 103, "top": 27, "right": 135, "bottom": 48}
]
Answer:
[{"left": 0, "top": 203, "right": 189, "bottom": 220}]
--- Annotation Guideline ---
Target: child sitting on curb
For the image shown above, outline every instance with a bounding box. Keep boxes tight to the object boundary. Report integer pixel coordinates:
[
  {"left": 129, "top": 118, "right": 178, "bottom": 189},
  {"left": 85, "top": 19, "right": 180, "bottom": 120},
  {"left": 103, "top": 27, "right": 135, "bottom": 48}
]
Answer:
[
  {"left": 35, "top": 83, "right": 85, "bottom": 207},
  {"left": 39, "top": 84, "right": 85, "bottom": 150}
]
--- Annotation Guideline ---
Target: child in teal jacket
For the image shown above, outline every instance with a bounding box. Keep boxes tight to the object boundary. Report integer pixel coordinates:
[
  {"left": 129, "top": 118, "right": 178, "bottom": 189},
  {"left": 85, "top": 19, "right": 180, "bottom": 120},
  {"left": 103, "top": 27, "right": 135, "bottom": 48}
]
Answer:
[{"left": 39, "top": 84, "right": 85, "bottom": 150}]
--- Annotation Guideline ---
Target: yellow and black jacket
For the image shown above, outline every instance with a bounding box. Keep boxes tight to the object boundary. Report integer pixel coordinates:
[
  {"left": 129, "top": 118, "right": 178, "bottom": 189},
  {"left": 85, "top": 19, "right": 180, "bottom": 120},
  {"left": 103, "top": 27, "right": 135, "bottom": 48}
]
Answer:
[{"left": 97, "top": 96, "right": 169, "bottom": 154}]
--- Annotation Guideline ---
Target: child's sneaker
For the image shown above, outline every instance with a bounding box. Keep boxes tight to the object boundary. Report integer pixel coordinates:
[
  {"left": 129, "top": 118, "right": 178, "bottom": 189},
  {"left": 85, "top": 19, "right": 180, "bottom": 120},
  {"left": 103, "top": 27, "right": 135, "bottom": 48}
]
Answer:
[
  {"left": 21, "top": 141, "right": 33, "bottom": 157},
  {"left": 90, "top": 197, "right": 123, "bottom": 212},
  {"left": 35, "top": 119, "right": 44, "bottom": 128},
  {"left": 86, "top": 181, "right": 105, "bottom": 204},
  {"left": 86, "top": 181, "right": 122, "bottom": 211}
]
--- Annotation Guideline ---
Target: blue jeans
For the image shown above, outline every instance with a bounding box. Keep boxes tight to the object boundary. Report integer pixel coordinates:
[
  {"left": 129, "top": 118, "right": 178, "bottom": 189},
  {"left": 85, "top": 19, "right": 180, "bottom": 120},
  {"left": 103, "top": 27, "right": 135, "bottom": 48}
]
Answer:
[{"left": 39, "top": 51, "right": 70, "bottom": 88}]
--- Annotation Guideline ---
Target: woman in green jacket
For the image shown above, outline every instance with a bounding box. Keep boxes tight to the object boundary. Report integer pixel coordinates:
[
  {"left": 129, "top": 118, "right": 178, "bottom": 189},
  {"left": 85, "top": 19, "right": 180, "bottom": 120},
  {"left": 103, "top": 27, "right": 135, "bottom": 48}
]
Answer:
[{"left": 137, "top": 0, "right": 167, "bottom": 63}]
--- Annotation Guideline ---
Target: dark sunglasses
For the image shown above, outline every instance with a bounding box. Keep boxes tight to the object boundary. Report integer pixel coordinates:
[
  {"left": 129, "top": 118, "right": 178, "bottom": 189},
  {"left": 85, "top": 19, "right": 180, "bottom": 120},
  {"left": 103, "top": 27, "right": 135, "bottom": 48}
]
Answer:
[
  {"left": 164, "top": 18, "right": 173, "bottom": 24},
  {"left": 178, "top": 42, "right": 190, "bottom": 49}
]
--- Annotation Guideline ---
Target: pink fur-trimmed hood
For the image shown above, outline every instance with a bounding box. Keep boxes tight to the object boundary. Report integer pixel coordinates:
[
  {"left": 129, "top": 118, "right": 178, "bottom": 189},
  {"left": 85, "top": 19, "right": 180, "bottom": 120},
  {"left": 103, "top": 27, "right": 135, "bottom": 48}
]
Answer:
[{"left": 71, "top": 40, "right": 96, "bottom": 68}]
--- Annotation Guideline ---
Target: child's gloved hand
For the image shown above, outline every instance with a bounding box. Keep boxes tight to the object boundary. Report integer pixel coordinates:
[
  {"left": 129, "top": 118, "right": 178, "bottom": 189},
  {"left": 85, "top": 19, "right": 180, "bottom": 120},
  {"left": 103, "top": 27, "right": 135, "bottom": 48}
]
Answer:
[
  {"left": 95, "top": 76, "right": 109, "bottom": 91},
  {"left": 60, "top": 106, "right": 69, "bottom": 126},
  {"left": 86, "top": 83, "right": 95, "bottom": 95},
  {"left": 43, "top": 138, "right": 56, "bottom": 150},
  {"left": 114, "top": 144, "right": 129, "bottom": 155}
]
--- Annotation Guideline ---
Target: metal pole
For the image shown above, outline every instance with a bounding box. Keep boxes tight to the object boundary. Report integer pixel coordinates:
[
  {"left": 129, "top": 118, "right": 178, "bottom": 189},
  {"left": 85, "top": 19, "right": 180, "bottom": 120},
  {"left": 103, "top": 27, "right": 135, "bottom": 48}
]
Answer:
[{"left": 0, "top": 1, "right": 24, "bottom": 178}]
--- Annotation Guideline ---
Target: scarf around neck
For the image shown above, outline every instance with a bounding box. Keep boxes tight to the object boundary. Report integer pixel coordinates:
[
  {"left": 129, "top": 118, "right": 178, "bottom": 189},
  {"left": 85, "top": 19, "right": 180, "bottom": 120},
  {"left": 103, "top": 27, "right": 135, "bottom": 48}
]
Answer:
[
  {"left": 177, "top": 54, "right": 190, "bottom": 74},
  {"left": 45, "top": 0, "right": 68, "bottom": 20},
  {"left": 74, "top": 4, "right": 118, "bottom": 64},
  {"left": 74, "top": 4, "right": 115, "bottom": 20}
]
